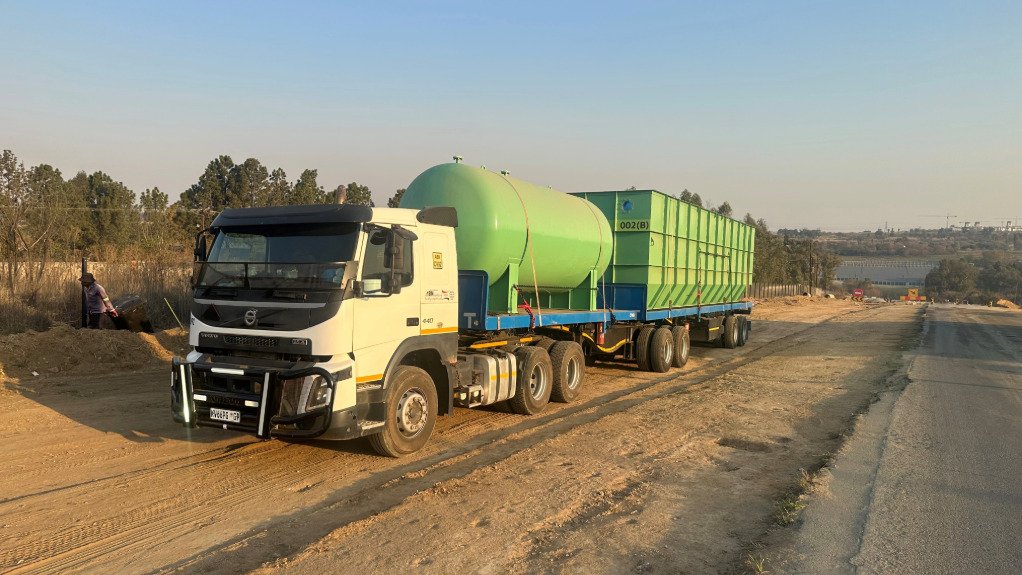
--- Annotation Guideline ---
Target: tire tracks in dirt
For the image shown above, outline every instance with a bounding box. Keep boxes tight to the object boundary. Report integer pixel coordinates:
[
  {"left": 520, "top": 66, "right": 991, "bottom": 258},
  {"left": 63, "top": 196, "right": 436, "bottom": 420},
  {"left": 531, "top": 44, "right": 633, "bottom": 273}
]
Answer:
[{"left": 0, "top": 303, "right": 884, "bottom": 575}]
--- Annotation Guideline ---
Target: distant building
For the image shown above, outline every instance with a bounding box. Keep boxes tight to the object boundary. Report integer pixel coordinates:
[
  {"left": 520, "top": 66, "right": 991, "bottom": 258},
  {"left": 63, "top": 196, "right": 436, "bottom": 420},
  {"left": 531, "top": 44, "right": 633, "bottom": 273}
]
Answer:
[{"left": 835, "top": 259, "right": 938, "bottom": 287}]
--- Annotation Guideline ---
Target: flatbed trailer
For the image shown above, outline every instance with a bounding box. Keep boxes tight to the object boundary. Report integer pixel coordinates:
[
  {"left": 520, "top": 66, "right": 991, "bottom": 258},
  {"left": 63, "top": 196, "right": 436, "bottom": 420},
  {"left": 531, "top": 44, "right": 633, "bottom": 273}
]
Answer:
[{"left": 460, "top": 271, "right": 753, "bottom": 331}]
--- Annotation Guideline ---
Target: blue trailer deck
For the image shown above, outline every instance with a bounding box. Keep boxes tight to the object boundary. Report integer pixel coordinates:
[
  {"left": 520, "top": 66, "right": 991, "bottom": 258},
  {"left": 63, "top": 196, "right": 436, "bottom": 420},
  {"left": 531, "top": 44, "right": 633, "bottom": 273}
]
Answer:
[{"left": 459, "top": 271, "right": 753, "bottom": 332}]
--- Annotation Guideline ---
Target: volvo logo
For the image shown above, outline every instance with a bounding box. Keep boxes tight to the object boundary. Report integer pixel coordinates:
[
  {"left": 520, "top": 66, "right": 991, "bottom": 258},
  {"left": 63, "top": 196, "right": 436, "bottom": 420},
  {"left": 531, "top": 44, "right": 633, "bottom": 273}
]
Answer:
[{"left": 244, "top": 308, "right": 258, "bottom": 327}]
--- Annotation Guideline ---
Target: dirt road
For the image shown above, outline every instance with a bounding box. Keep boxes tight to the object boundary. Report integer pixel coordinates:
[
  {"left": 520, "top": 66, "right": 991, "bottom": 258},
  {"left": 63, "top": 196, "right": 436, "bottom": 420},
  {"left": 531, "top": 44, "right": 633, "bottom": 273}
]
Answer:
[{"left": 0, "top": 299, "right": 922, "bottom": 574}]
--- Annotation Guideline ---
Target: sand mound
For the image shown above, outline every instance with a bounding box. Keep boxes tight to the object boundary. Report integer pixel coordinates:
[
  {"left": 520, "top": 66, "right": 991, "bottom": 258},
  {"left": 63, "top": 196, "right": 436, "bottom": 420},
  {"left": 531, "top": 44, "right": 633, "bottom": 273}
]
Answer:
[
  {"left": 0, "top": 325, "right": 189, "bottom": 382},
  {"left": 753, "top": 296, "right": 812, "bottom": 308},
  {"left": 995, "top": 299, "right": 1020, "bottom": 310}
]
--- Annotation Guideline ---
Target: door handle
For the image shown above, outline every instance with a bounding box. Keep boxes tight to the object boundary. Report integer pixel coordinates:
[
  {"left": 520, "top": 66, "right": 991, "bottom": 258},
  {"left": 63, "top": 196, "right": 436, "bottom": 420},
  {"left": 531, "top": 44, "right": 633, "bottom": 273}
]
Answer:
[{"left": 406, "top": 317, "right": 419, "bottom": 326}]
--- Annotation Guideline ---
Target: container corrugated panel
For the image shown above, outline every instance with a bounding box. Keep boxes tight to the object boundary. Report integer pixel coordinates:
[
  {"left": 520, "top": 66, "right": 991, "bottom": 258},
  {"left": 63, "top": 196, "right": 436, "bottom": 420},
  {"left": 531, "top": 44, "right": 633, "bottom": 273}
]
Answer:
[{"left": 571, "top": 190, "right": 756, "bottom": 310}]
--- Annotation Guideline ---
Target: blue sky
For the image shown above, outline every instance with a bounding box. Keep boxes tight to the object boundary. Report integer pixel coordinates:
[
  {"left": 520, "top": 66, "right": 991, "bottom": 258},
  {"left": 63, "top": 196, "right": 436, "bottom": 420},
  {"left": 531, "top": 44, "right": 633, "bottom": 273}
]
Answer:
[{"left": 2, "top": 1, "right": 1019, "bottom": 231}]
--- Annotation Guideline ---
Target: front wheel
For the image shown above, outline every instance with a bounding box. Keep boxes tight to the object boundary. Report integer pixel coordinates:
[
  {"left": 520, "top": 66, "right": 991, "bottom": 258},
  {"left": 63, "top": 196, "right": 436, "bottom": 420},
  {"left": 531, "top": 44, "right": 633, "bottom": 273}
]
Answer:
[{"left": 369, "top": 366, "right": 438, "bottom": 457}]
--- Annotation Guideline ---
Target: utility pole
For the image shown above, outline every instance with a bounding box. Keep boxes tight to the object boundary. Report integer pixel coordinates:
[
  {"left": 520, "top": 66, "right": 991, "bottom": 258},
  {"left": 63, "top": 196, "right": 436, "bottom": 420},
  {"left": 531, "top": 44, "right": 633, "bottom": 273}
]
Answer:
[
  {"left": 80, "top": 257, "right": 88, "bottom": 328},
  {"left": 807, "top": 239, "right": 815, "bottom": 294}
]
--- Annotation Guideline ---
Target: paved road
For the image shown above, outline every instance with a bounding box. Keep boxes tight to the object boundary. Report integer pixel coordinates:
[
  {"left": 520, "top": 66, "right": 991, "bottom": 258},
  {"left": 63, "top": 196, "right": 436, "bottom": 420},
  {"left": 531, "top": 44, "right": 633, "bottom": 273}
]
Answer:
[{"left": 786, "top": 304, "right": 1022, "bottom": 574}]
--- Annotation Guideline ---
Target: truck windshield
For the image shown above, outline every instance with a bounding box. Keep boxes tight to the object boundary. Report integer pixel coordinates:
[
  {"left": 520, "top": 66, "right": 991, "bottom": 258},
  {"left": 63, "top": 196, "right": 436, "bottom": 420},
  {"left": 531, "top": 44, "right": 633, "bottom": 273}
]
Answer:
[{"left": 194, "top": 223, "right": 359, "bottom": 290}]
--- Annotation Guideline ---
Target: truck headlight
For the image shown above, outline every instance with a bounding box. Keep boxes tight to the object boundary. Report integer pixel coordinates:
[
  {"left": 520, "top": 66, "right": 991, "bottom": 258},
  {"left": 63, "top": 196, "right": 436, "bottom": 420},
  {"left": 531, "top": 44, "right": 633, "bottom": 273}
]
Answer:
[{"left": 304, "top": 375, "right": 333, "bottom": 412}]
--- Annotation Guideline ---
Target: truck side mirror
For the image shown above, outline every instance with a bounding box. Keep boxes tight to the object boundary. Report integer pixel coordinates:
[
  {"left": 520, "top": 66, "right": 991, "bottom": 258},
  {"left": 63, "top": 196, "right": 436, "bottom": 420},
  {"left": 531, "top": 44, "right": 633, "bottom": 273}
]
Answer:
[
  {"left": 388, "top": 242, "right": 403, "bottom": 295},
  {"left": 385, "top": 230, "right": 407, "bottom": 295},
  {"left": 387, "top": 234, "right": 404, "bottom": 270},
  {"left": 194, "top": 234, "right": 208, "bottom": 261}
]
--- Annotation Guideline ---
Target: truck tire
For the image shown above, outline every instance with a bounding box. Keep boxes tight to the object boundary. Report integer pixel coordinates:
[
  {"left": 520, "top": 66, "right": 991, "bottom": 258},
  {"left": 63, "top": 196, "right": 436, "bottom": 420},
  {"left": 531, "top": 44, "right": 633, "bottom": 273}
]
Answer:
[
  {"left": 509, "top": 347, "right": 553, "bottom": 415},
  {"left": 550, "top": 341, "right": 585, "bottom": 403},
  {"left": 649, "top": 327, "right": 674, "bottom": 373},
  {"left": 736, "top": 316, "right": 749, "bottom": 346},
  {"left": 723, "top": 315, "right": 739, "bottom": 349},
  {"left": 743, "top": 318, "right": 752, "bottom": 343},
  {"left": 533, "top": 337, "right": 557, "bottom": 352},
  {"left": 671, "top": 325, "right": 690, "bottom": 368},
  {"left": 369, "top": 366, "right": 438, "bottom": 457},
  {"left": 635, "top": 326, "right": 656, "bottom": 371}
]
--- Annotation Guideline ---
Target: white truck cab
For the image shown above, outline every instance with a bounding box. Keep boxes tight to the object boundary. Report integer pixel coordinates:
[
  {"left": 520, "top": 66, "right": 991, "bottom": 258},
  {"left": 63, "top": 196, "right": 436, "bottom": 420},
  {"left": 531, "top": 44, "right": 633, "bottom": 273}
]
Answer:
[{"left": 173, "top": 204, "right": 461, "bottom": 455}]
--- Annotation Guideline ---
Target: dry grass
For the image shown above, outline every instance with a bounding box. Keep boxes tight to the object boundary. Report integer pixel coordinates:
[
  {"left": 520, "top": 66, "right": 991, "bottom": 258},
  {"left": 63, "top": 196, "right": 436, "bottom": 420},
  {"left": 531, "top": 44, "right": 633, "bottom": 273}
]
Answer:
[
  {"left": 745, "top": 553, "right": 769, "bottom": 574},
  {"left": 0, "top": 261, "right": 191, "bottom": 334},
  {"left": 773, "top": 468, "right": 815, "bottom": 526}
]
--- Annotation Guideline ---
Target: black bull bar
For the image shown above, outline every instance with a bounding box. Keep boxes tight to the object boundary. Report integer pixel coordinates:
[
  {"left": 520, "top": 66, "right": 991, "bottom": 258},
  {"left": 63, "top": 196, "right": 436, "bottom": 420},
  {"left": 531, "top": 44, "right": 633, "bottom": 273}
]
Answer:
[{"left": 171, "top": 358, "right": 335, "bottom": 439}]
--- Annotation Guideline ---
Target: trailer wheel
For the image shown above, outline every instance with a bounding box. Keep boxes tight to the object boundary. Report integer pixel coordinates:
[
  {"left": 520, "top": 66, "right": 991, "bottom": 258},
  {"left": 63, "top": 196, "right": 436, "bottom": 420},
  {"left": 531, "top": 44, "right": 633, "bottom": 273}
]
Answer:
[
  {"left": 743, "top": 318, "right": 752, "bottom": 343},
  {"left": 736, "top": 317, "right": 749, "bottom": 346},
  {"left": 369, "top": 366, "right": 438, "bottom": 457},
  {"left": 550, "top": 341, "right": 585, "bottom": 403},
  {"left": 723, "top": 315, "right": 739, "bottom": 349},
  {"left": 509, "top": 347, "right": 553, "bottom": 415},
  {"left": 649, "top": 327, "right": 674, "bottom": 373},
  {"left": 671, "top": 325, "right": 690, "bottom": 368},
  {"left": 635, "top": 326, "right": 656, "bottom": 371}
]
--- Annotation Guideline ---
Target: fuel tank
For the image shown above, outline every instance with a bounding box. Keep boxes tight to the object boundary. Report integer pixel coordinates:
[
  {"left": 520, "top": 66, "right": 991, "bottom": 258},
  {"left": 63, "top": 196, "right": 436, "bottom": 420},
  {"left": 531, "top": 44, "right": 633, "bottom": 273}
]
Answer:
[{"left": 400, "top": 162, "right": 613, "bottom": 292}]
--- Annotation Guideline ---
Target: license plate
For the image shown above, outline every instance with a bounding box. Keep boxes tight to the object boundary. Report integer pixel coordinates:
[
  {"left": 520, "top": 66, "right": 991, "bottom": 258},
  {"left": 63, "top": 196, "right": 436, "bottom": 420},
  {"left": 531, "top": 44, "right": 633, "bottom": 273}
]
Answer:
[{"left": 210, "top": 407, "right": 241, "bottom": 423}]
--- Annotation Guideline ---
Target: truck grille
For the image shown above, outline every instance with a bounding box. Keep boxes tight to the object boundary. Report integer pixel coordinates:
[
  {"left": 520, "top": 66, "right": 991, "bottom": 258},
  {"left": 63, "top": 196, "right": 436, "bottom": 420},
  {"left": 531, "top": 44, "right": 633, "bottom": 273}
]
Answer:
[
  {"left": 192, "top": 370, "right": 260, "bottom": 394},
  {"left": 223, "top": 335, "right": 277, "bottom": 348}
]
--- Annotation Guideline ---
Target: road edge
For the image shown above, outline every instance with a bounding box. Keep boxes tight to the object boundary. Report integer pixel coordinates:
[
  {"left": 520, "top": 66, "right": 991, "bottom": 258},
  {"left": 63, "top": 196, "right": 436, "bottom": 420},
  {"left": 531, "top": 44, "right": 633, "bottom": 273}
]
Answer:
[{"left": 748, "top": 304, "right": 929, "bottom": 574}]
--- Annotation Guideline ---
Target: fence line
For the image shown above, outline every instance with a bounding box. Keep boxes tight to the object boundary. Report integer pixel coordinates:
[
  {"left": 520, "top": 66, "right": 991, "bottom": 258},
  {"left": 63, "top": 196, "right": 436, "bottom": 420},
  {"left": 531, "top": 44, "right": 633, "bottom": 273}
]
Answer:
[{"left": 746, "top": 283, "right": 824, "bottom": 299}]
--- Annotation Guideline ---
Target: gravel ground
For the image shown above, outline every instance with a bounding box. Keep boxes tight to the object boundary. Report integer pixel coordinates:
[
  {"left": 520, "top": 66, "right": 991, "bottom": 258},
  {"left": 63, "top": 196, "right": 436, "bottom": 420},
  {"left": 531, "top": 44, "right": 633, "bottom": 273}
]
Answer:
[{"left": 0, "top": 299, "right": 922, "bottom": 574}]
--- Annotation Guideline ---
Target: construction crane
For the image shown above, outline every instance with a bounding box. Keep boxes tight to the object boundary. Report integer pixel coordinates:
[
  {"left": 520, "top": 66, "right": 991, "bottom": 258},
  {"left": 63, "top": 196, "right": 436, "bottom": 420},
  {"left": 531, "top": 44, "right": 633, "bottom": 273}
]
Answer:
[{"left": 921, "top": 213, "right": 959, "bottom": 229}]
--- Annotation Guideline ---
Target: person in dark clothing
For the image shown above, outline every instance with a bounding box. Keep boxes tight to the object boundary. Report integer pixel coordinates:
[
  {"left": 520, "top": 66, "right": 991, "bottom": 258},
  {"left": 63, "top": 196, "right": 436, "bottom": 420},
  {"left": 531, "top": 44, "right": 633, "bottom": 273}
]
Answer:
[{"left": 79, "top": 272, "right": 118, "bottom": 329}]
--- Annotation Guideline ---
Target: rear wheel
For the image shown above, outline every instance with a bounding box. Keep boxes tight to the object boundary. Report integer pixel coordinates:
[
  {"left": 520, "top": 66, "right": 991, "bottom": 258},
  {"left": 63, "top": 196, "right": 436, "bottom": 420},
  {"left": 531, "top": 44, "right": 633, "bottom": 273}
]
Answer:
[
  {"left": 649, "top": 327, "right": 674, "bottom": 373},
  {"left": 635, "top": 326, "right": 656, "bottom": 371},
  {"left": 369, "top": 366, "right": 438, "bottom": 457},
  {"left": 509, "top": 347, "right": 553, "bottom": 415},
  {"left": 550, "top": 341, "right": 585, "bottom": 403},
  {"left": 671, "top": 325, "right": 690, "bottom": 368},
  {"left": 743, "top": 318, "right": 752, "bottom": 343},
  {"left": 723, "top": 315, "right": 739, "bottom": 349},
  {"left": 533, "top": 337, "right": 557, "bottom": 352},
  {"left": 736, "top": 316, "right": 749, "bottom": 346}
]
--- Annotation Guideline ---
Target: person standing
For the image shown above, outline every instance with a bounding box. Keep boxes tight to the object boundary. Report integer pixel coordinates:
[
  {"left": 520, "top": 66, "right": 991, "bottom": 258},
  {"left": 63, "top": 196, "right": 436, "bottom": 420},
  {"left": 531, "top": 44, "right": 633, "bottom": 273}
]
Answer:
[{"left": 79, "top": 272, "right": 118, "bottom": 329}]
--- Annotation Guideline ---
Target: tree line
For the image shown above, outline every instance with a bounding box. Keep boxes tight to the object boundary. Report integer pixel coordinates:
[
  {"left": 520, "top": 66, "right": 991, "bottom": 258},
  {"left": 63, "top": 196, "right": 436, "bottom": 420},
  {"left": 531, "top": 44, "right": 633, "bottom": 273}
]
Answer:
[
  {"left": 0, "top": 149, "right": 406, "bottom": 294},
  {"left": 814, "top": 227, "right": 1020, "bottom": 257},
  {"left": 1, "top": 148, "right": 837, "bottom": 297},
  {"left": 742, "top": 217, "right": 840, "bottom": 289},
  {"left": 925, "top": 253, "right": 1022, "bottom": 303}
]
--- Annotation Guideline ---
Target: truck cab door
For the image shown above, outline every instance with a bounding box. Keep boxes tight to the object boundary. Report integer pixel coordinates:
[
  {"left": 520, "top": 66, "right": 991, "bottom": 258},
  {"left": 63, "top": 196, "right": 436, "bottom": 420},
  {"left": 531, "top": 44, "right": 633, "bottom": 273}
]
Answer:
[{"left": 350, "top": 225, "right": 421, "bottom": 385}]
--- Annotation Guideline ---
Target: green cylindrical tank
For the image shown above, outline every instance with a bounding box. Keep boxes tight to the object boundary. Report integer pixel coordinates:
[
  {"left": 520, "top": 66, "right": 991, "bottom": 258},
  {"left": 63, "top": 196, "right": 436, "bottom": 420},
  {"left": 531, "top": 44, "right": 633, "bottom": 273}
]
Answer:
[{"left": 401, "top": 163, "right": 613, "bottom": 292}]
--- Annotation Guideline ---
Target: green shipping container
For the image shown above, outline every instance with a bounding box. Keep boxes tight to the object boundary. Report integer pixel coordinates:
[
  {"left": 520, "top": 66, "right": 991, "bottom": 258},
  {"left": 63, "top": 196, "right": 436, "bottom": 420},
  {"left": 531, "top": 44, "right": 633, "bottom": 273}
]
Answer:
[{"left": 571, "top": 190, "right": 756, "bottom": 310}]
